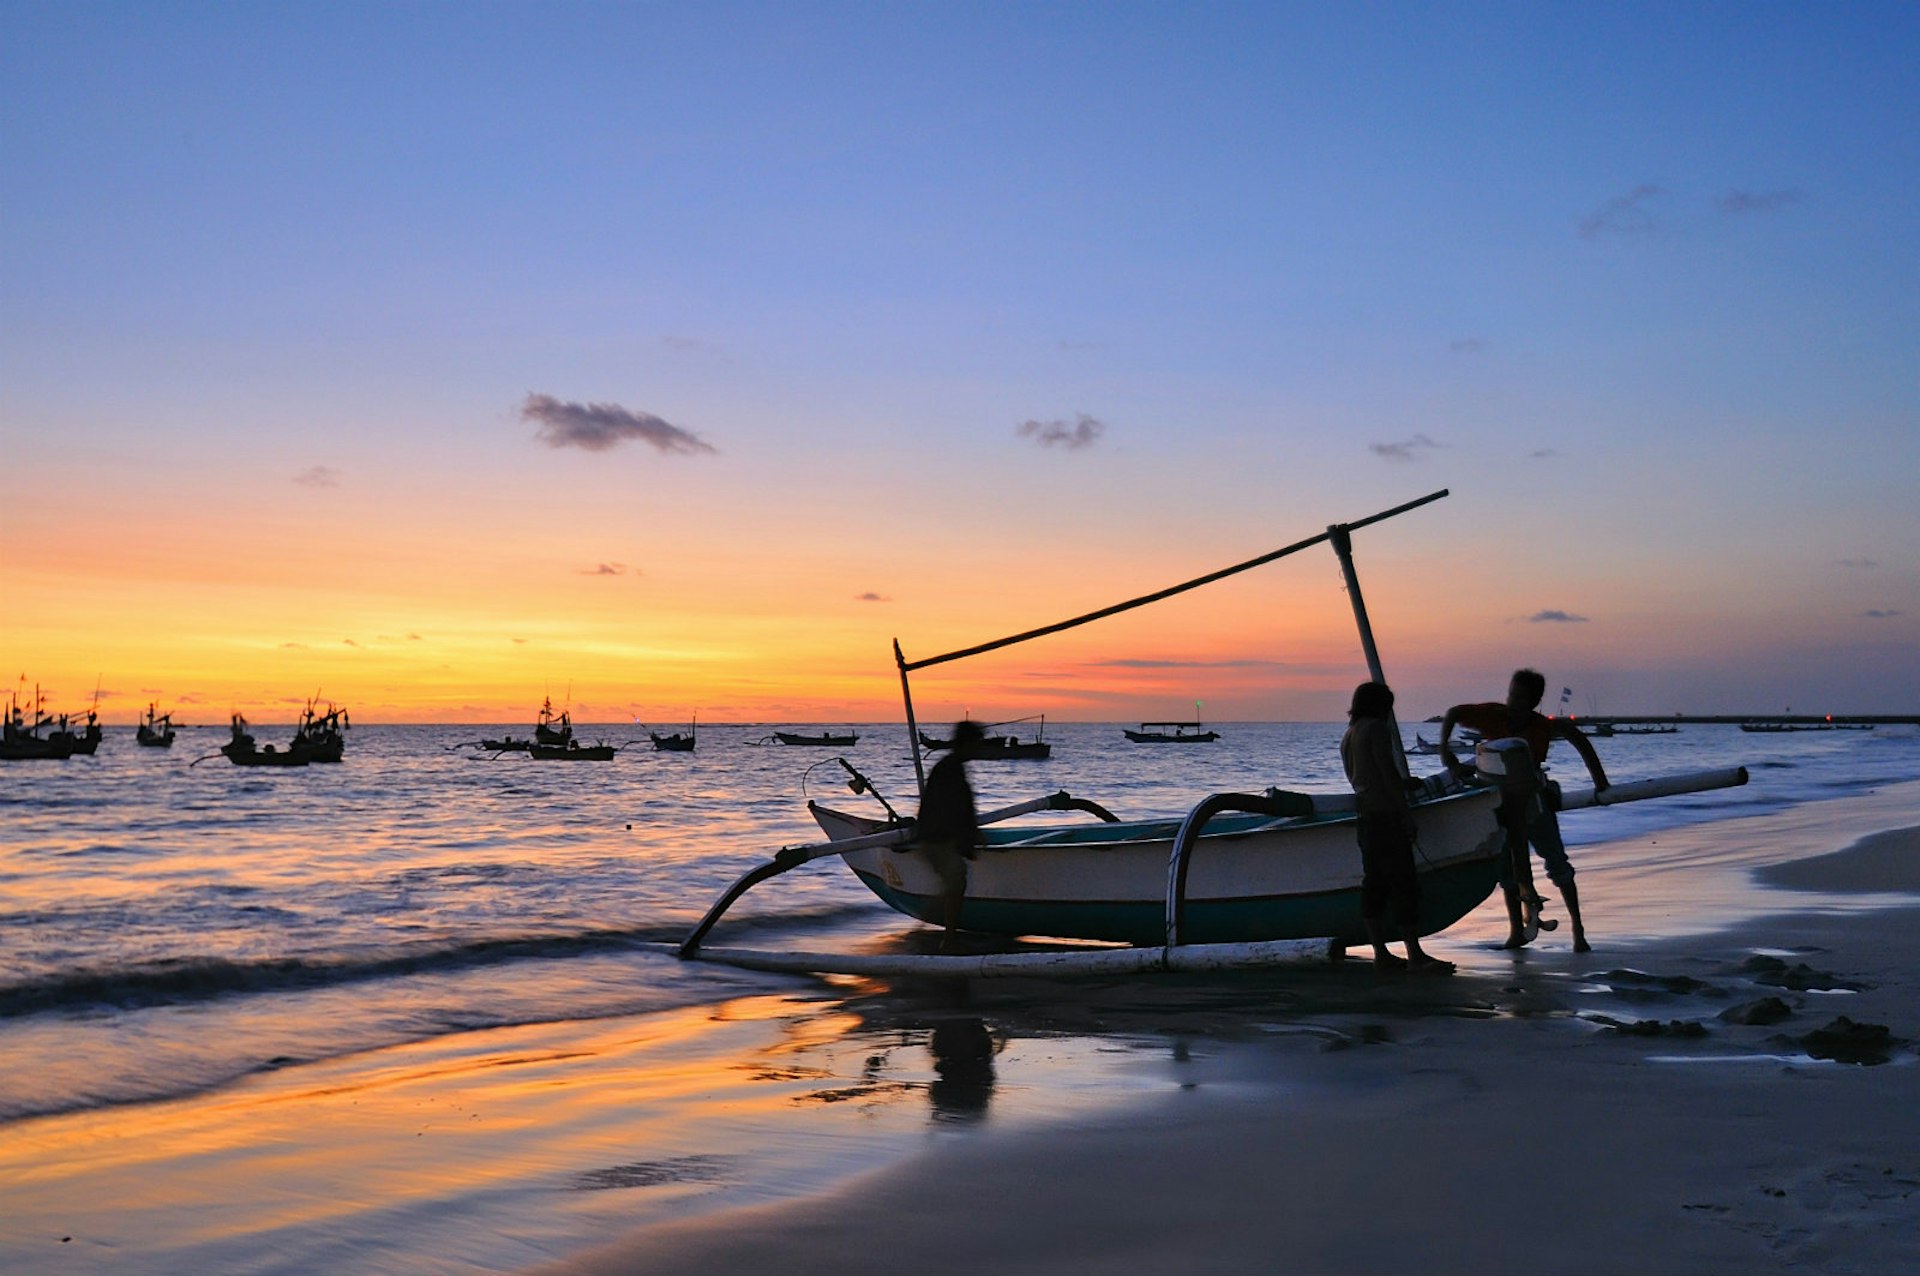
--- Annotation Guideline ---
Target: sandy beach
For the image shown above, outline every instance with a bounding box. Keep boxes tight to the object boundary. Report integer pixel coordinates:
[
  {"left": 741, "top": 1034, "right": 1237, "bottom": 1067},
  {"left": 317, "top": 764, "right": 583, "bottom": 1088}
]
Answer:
[
  {"left": 7, "top": 780, "right": 1920, "bottom": 1276},
  {"left": 543, "top": 781, "right": 1920, "bottom": 1276}
]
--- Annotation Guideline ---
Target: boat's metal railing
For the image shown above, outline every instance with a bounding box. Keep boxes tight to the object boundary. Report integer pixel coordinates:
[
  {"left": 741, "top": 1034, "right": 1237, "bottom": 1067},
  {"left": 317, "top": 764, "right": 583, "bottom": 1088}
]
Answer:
[
  {"left": 678, "top": 789, "right": 1121, "bottom": 958},
  {"left": 1163, "top": 792, "right": 1319, "bottom": 948}
]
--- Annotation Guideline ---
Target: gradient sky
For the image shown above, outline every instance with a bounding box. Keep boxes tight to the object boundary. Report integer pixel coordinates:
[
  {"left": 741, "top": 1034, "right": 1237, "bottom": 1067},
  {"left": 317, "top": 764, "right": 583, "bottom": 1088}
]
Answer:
[{"left": 5, "top": 2, "right": 1916, "bottom": 724}]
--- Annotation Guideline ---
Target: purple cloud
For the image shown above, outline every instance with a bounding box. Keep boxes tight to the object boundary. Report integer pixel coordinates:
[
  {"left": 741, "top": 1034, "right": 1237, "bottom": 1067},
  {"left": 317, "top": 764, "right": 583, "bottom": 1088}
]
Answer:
[
  {"left": 1370, "top": 433, "right": 1444, "bottom": 462},
  {"left": 1719, "top": 189, "right": 1802, "bottom": 215},
  {"left": 1018, "top": 414, "right": 1106, "bottom": 450},
  {"left": 522, "top": 393, "right": 715, "bottom": 455},
  {"left": 1579, "top": 185, "right": 1664, "bottom": 239}
]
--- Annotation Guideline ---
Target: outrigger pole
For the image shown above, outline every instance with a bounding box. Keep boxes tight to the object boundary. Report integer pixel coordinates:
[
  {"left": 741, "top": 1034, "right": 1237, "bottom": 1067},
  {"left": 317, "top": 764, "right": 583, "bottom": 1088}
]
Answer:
[{"left": 894, "top": 489, "right": 1448, "bottom": 795}]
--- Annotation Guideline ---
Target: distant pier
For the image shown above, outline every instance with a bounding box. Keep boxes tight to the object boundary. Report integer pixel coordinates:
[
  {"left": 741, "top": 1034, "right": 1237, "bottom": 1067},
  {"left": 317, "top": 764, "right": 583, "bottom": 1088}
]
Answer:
[{"left": 1574, "top": 715, "right": 1920, "bottom": 727}]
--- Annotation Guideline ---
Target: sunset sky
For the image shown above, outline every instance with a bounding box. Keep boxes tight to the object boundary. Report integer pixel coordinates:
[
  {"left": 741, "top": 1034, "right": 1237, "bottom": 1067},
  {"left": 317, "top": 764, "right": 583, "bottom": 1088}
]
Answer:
[{"left": 5, "top": 3, "right": 1916, "bottom": 725}]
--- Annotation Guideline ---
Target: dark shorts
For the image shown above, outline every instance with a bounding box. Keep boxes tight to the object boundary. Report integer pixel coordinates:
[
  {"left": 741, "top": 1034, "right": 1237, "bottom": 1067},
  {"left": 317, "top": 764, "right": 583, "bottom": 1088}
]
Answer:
[
  {"left": 1495, "top": 784, "right": 1574, "bottom": 889},
  {"left": 1357, "top": 815, "right": 1420, "bottom": 928}
]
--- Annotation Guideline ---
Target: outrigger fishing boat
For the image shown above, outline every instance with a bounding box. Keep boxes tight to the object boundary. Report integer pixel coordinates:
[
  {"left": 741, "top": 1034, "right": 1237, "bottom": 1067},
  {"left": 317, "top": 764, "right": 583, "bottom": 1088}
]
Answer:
[
  {"left": 291, "top": 700, "right": 349, "bottom": 763},
  {"left": 1124, "top": 721, "right": 1219, "bottom": 744},
  {"left": 919, "top": 715, "right": 1051, "bottom": 760},
  {"left": 528, "top": 739, "right": 621, "bottom": 760},
  {"left": 767, "top": 730, "right": 859, "bottom": 747},
  {"left": 676, "top": 491, "right": 1749, "bottom": 977},
  {"left": 217, "top": 713, "right": 309, "bottom": 767},
  {"left": 535, "top": 697, "right": 573, "bottom": 746},
  {"left": 50, "top": 709, "right": 103, "bottom": 756},
  {"left": 1, "top": 685, "right": 77, "bottom": 761},
  {"left": 644, "top": 712, "right": 697, "bottom": 752},
  {"left": 451, "top": 697, "right": 578, "bottom": 752},
  {"left": 136, "top": 703, "right": 178, "bottom": 747}
]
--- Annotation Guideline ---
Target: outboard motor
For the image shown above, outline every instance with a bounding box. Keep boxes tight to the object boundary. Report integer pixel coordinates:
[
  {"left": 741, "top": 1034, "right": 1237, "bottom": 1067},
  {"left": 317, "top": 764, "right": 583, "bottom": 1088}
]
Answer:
[{"left": 1473, "top": 737, "right": 1536, "bottom": 787}]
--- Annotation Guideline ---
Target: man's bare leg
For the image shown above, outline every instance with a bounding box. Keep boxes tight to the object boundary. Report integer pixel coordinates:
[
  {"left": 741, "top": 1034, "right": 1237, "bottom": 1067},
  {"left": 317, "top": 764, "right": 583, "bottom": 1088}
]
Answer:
[{"left": 1561, "top": 879, "right": 1591, "bottom": 952}]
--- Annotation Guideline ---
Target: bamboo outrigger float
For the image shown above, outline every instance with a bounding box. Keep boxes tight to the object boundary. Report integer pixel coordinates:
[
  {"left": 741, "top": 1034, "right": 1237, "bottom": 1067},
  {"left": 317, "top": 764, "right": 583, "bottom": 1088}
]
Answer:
[{"left": 674, "top": 490, "right": 1748, "bottom": 976}]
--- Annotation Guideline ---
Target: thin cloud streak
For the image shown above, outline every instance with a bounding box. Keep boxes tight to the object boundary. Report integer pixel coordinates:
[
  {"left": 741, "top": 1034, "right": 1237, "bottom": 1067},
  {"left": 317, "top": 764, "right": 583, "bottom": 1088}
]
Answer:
[
  {"left": 522, "top": 393, "right": 716, "bottom": 455},
  {"left": 1018, "top": 414, "right": 1106, "bottom": 450},
  {"left": 1370, "top": 434, "right": 1443, "bottom": 462},
  {"left": 1527, "top": 609, "right": 1589, "bottom": 624},
  {"left": 294, "top": 466, "right": 341, "bottom": 488},
  {"left": 1719, "top": 189, "right": 1802, "bottom": 215},
  {"left": 1083, "top": 658, "right": 1289, "bottom": 670},
  {"left": 1579, "top": 185, "right": 1663, "bottom": 239}
]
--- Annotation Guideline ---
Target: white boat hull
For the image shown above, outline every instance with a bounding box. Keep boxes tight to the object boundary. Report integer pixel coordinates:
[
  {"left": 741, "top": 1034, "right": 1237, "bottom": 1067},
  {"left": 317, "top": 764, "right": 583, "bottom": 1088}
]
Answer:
[{"left": 808, "top": 787, "right": 1506, "bottom": 945}]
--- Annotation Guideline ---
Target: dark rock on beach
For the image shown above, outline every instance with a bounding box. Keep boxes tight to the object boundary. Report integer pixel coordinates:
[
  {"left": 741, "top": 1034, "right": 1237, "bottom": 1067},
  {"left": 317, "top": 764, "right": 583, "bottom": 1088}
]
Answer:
[
  {"left": 1719, "top": 996, "right": 1794, "bottom": 1026},
  {"left": 1739, "top": 955, "right": 1859, "bottom": 992},
  {"left": 1794, "top": 1016, "right": 1903, "bottom": 1066}
]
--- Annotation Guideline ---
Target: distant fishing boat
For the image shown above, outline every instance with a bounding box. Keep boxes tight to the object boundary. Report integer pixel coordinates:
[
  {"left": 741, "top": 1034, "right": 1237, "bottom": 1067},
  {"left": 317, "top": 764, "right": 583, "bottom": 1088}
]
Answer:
[
  {"left": 136, "top": 703, "right": 177, "bottom": 748},
  {"left": 1124, "top": 721, "right": 1219, "bottom": 744},
  {"left": 534, "top": 697, "right": 573, "bottom": 746},
  {"left": 1610, "top": 724, "right": 1679, "bottom": 736},
  {"left": 1, "top": 685, "right": 77, "bottom": 761},
  {"left": 50, "top": 710, "right": 103, "bottom": 756},
  {"left": 769, "top": 730, "right": 858, "bottom": 747},
  {"left": 458, "top": 697, "right": 575, "bottom": 752},
  {"left": 649, "top": 713, "right": 697, "bottom": 752},
  {"left": 291, "top": 701, "right": 349, "bottom": 763},
  {"left": 219, "top": 713, "right": 310, "bottom": 768},
  {"left": 528, "top": 740, "right": 619, "bottom": 760},
  {"left": 920, "top": 714, "right": 1051, "bottom": 760}
]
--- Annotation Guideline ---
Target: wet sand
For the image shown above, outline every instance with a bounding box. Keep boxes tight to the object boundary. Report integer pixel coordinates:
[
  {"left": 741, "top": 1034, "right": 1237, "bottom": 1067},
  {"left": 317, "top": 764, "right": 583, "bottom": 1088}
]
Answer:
[
  {"left": 541, "top": 785, "right": 1920, "bottom": 1276},
  {"left": 6, "top": 783, "right": 1919, "bottom": 1275}
]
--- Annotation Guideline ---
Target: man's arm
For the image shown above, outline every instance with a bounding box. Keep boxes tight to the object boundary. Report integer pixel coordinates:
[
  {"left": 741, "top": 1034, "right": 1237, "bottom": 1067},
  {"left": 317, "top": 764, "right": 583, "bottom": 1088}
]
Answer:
[
  {"left": 1437, "top": 704, "right": 1471, "bottom": 775},
  {"left": 1553, "top": 720, "right": 1610, "bottom": 789}
]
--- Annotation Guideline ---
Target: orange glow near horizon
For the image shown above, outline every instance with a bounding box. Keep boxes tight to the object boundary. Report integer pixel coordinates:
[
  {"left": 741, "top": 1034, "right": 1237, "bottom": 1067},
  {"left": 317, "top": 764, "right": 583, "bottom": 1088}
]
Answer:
[{"left": 12, "top": 484, "right": 1897, "bottom": 724}]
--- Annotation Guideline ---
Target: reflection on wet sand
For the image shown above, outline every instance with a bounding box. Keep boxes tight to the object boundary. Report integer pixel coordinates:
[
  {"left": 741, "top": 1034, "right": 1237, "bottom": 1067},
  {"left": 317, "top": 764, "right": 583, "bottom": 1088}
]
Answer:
[{"left": 927, "top": 1018, "right": 996, "bottom": 1123}]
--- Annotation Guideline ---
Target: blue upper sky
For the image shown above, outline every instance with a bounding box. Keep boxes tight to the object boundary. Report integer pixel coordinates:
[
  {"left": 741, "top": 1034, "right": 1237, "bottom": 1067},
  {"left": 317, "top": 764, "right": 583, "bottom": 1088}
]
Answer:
[{"left": 5, "top": 2, "right": 1917, "bottom": 718}]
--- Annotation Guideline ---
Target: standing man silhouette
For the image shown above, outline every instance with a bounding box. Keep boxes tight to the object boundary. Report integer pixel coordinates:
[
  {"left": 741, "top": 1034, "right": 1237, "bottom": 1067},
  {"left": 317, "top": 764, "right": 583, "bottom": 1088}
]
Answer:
[{"left": 1440, "top": 669, "right": 1610, "bottom": 951}]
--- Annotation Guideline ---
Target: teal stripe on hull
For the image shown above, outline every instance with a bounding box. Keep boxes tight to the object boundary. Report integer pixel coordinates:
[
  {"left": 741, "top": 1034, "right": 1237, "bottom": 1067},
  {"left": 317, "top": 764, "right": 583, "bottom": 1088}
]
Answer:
[{"left": 852, "top": 854, "right": 1502, "bottom": 946}]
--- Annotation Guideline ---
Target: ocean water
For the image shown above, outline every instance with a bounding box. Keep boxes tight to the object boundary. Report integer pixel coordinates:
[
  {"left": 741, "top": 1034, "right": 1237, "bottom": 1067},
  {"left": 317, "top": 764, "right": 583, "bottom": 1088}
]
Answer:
[{"left": 3, "top": 719, "right": 1916, "bottom": 1125}]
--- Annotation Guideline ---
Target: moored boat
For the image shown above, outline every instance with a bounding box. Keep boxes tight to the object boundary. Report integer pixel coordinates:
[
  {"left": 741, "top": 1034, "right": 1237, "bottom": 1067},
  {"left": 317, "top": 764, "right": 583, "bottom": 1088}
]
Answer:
[
  {"left": 1124, "top": 721, "right": 1219, "bottom": 743},
  {"left": 528, "top": 740, "right": 618, "bottom": 760},
  {"left": 219, "top": 713, "right": 310, "bottom": 767},
  {"left": 534, "top": 697, "right": 573, "bottom": 746},
  {"left": 649, "top": 712, "right": 697, "bottom": 752},
  {"left": 676, "top": 490, "right": 1751, "bottom": 970},
  {"left": 49, "top": 710, "right": 103, "bottom": 756},
  {"left": 920, "top": 714, "right": 1051, "bottom": 760},
  {"left": 1, "top": 686, "right": 77, "bottom": 761},
  {"left": 136, "top": 703, "right": 178, "bottom": 747},
  {"left": 291, "top": 701, "right": 349, "bottom": 763},
  {"left": 770, "top": 730, "right": 858, "bottom": 747}
]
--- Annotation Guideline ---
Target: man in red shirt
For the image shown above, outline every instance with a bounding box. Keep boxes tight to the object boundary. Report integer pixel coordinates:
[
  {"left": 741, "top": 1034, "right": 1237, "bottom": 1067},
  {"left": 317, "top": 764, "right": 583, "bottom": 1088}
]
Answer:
[{"left": 1439, "top": 669, "right": 1610, "bottom": 952}]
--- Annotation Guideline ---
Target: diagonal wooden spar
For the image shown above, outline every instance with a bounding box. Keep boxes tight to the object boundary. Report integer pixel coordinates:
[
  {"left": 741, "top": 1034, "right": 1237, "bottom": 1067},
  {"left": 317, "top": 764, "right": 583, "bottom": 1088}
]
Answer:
[
  {"left": 898, "top": 489, "right": 1448, "bottom": 672},
  {"left": 892, "top": 488, "right": 1449, "bottom": 796}
]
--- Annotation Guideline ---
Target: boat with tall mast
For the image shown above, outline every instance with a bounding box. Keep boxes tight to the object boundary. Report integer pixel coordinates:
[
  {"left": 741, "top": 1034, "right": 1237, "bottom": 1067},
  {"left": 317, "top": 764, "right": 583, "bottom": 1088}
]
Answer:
[
  {"left": 676, "top": 490, "right": 1748, "bottom": 969},
  {"left": 1, "top": 684, "right": 77, "bottom": 761},
  {"left": 136, "top": 703, "right": 178, "bottom": 747}
]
